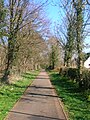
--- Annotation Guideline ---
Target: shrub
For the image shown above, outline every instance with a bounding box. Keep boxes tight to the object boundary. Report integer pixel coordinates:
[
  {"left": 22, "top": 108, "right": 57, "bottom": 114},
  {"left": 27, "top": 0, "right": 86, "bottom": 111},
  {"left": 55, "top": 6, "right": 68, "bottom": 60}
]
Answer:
[
  {"left": 59, "top": 67, "right": 78, "bottom": 81},
  {"left": 80, "top": 69, "right": 90, "bottom": 90},
  {"left": 59, "top": 67, "right": 90, "bottom": 90},
  {"left": 67, "top": 68, "right": 78, "bottom": 81}
]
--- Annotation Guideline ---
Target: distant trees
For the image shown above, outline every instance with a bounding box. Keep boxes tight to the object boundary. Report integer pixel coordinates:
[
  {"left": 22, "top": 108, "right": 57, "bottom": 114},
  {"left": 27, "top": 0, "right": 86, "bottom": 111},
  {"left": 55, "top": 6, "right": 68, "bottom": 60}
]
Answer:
[
  {"left": 49, "top": 45, "right": 57, "bottom": 69},
  {"left": 48, "top": 37, "right": 61, "bottom": 69},
  {"left": 16, "top": 30, "right": 48, "bottom": 73}
]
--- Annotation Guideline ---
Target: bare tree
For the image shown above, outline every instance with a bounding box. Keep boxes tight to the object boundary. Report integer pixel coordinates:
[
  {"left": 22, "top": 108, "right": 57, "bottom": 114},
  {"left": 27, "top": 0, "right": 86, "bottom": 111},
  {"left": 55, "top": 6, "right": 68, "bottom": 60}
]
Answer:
[{"left": 1, "top": 0, "right": 49, "bottom": 83}]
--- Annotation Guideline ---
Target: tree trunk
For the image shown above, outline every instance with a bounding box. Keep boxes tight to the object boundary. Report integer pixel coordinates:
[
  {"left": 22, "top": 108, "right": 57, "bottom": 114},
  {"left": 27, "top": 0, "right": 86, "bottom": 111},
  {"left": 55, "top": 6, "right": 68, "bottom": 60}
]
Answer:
[
  {"left": 1, "top": 37, "right": 14, "bottom": 83},
  {"left": 75, "top": 0, "right": 83, "bottom": 84}
]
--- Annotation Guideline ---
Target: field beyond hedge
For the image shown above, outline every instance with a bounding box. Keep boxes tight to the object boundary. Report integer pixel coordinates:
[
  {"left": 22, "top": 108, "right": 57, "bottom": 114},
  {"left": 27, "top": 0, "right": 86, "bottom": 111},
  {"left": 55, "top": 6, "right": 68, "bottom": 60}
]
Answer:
[
  {"left": 0, "top": 71, "right": 39, "bottom": 120},
  {"left": 49, "top": 71, "right": 90, "bottom": 120}
]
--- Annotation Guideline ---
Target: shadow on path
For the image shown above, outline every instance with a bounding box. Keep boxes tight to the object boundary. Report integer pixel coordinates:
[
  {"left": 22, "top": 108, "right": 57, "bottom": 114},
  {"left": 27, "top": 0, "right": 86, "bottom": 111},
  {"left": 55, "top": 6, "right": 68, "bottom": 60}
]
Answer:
[
  {"left": 25, "top": 92, "right": 58, "bottom": 98},
  {"left": 10, "top": 110, "right": 65, "bottom": 120}
]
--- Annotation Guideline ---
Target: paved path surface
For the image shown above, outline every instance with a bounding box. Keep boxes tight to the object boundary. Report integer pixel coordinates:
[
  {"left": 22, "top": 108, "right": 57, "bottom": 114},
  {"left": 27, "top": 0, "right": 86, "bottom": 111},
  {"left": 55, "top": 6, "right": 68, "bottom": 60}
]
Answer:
[{"left": 5, "top": 71, "right": 67, "bottom": 120}]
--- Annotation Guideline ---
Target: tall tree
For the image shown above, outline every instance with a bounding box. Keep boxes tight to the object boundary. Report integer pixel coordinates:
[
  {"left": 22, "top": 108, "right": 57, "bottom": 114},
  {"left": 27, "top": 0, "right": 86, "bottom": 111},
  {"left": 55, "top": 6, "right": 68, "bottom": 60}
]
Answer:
[
  {"left": 55, "top": 0, "right": 90, "bottom": 68},
  {"left": 1, "top": 0, "right": 48, "bottom": 83},
  {"left": 54, "top": 6, "right": 76, "bottom": 67},
  {"left": 64, "top": 14, "right": 75, "bottom": 67},
  {"left": 72, "top": 0, "right": 84, "bottom": 79},
  {"left": 1, "top": 0, "right": 29, "bottom": 82}
]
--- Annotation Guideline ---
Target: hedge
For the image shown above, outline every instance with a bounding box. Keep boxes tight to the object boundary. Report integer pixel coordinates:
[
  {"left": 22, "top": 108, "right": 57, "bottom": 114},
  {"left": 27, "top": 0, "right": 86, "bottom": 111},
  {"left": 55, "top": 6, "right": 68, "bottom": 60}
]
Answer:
[{"left": 59, "top": 67, "right": 90, "bottom": 90}]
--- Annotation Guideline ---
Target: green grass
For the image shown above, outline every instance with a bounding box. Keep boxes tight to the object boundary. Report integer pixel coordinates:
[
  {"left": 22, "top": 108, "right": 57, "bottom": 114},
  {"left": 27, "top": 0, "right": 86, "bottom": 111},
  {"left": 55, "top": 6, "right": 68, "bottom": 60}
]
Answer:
[
  {"left": 0, "top": 71, "right": 39, "bottom": 120},
  {"left": 49, "top": 71, "right": 90, "bottom": 120}
]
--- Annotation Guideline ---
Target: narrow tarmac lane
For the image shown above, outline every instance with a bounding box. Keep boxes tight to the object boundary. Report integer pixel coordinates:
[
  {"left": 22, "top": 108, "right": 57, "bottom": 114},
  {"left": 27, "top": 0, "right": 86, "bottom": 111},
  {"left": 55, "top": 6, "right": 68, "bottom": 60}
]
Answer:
[{"left": 5, "top": 71, "right": 67, "bottom": 120}]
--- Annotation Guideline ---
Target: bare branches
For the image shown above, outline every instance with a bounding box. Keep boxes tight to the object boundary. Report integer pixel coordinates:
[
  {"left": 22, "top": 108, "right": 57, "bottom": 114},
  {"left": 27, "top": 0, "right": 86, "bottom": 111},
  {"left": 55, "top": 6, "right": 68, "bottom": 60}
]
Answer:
[
  {"left": 86, "top": 0, "right": 90, "bottom": 5},
  {"left": 0, "top": 0, "right": 50, "bottom": 82}
]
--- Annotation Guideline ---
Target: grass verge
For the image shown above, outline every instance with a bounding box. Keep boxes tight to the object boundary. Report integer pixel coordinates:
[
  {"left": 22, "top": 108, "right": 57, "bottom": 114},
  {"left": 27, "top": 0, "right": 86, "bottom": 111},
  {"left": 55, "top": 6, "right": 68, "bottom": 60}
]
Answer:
[
  {"left": 0, "top": 71, "right": 39, "bottom": 120},
  {"left": 49, "top": 71, "right": 90, "bottom": 120}
]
